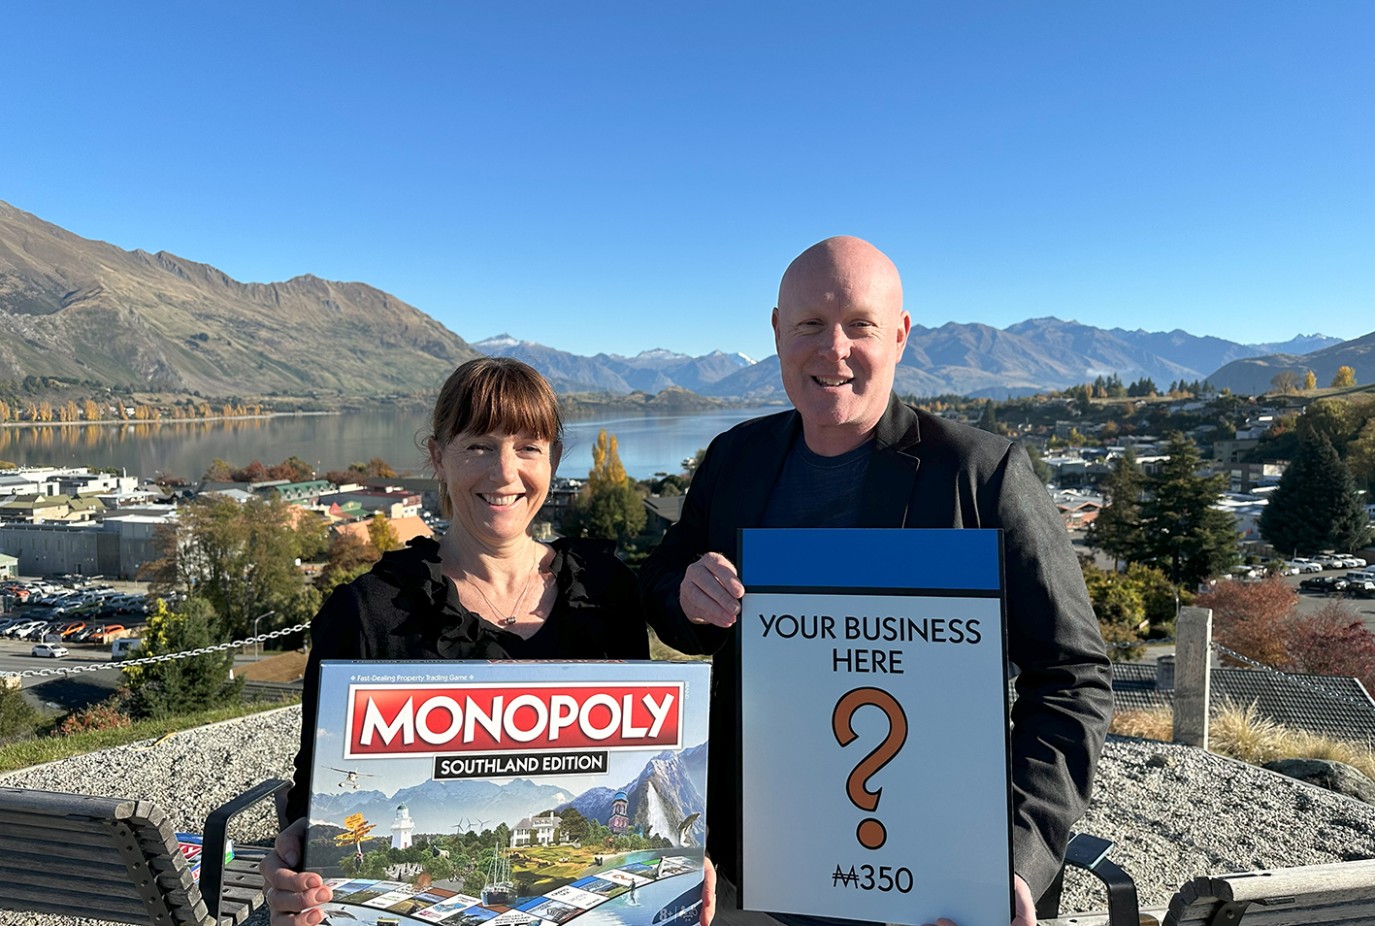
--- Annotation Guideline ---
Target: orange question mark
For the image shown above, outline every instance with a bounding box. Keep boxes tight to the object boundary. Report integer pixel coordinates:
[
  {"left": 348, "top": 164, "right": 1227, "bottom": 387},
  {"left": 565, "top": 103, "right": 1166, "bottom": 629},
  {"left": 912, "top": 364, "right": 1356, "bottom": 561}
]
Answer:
[{"left": 831, "top": 687, "right": 909, "bottom": 850}]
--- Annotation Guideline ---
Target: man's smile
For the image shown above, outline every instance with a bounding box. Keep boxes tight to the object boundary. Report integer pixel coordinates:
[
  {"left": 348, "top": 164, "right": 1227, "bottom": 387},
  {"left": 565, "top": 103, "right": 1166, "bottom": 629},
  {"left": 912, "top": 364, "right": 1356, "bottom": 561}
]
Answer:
[{"left": 812, "top": 375, "right": 854, "bottom": 388}]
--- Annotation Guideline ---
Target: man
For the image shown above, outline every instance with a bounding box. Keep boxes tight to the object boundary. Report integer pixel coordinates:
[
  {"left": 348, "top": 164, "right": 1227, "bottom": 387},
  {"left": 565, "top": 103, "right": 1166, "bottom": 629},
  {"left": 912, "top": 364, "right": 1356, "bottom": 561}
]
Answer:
[{"left": 641, "top": 236, "right": 1112, "bottom": 926}]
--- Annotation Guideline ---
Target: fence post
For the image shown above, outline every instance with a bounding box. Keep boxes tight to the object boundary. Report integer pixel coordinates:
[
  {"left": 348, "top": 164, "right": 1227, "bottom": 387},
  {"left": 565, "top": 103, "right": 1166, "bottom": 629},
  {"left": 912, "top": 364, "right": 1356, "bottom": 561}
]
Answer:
[{"left": 1173, "top": 607, "right": 1213, "bottom": 748}]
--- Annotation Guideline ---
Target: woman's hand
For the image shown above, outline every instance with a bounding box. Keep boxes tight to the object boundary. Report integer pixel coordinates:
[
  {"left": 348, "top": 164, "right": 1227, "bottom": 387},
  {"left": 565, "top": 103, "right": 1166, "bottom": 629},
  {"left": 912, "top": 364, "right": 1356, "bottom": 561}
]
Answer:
[
  {"left": 258, "top": 817, "right": 334, "bottom": 926},
  {"left": 700, "top": 855, "right": 717, "bottom": 926}
]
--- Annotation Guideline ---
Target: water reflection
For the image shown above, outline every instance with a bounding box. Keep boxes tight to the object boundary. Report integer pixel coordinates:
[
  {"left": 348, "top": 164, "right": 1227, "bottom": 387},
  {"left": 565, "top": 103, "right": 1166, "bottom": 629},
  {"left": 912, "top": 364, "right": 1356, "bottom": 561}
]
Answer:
[{"left": 0, "top": 407, "right": 782, "bottom": 481}]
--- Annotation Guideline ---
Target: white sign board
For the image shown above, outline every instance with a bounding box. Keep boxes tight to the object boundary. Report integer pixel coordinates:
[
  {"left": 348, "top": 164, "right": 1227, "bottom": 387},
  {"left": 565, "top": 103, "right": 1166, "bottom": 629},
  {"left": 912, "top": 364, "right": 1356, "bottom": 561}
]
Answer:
[{"left": 738, "top": 529, "right": 1011, "bottom": 926}]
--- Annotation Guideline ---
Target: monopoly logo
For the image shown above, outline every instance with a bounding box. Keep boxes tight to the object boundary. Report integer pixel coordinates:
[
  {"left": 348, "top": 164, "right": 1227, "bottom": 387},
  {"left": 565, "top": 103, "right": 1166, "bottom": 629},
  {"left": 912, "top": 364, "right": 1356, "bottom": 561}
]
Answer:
[{"left": 344, "top": 683, "right": 684, "bottom": 757}]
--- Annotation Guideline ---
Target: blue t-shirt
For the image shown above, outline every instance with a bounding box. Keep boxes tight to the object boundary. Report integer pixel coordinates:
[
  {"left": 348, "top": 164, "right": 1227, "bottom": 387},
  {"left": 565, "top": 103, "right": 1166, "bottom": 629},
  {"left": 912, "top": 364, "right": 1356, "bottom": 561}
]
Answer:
[{"left": 760, "top": 435, "right": 873, "bottom": 528}]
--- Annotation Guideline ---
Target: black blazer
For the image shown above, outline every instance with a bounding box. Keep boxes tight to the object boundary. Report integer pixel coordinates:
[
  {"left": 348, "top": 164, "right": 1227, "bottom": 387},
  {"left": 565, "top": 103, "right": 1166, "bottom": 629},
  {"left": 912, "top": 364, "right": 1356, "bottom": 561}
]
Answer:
[{"left": 640, "top": 394, "right": 1113, "bottom": 898}]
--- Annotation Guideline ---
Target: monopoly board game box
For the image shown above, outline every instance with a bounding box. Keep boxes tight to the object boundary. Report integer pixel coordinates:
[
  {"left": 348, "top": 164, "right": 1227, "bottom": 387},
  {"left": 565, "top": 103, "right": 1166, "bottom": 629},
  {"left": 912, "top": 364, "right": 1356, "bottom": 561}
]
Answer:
[{"left": 303, "top": 661, "right": 710, "bottom": 926}]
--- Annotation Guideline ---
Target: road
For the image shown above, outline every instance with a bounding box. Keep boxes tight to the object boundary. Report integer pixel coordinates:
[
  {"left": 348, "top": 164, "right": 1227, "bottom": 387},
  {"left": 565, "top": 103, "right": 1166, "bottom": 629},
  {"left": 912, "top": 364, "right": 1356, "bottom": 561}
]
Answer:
[{"left": 1, "top": 638, "right": 276, "bottom": 713}]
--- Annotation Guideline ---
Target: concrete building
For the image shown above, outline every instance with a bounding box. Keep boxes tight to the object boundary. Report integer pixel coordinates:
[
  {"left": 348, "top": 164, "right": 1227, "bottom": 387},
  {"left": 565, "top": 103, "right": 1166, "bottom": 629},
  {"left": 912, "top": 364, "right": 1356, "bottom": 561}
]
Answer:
[{"left": 0, "top": 509, "right": 176, "bottom": 579}]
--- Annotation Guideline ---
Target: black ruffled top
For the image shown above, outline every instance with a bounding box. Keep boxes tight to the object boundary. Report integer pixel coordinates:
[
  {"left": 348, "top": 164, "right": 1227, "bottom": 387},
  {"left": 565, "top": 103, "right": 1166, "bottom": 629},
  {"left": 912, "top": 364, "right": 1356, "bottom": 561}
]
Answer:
[{"left": 286, "top": 535, "right": 648, "bottom": 820}]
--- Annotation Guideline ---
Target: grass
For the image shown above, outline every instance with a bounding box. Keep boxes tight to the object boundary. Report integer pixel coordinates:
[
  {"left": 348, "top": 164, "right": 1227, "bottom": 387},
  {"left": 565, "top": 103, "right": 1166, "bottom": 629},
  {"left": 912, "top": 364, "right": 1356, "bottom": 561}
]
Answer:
[
  {"left": 1110, "top": 700, "right": 1375, "bottom": 780},
  {"left": 0, "top": 695, "right": 299, "bottom": 775}
]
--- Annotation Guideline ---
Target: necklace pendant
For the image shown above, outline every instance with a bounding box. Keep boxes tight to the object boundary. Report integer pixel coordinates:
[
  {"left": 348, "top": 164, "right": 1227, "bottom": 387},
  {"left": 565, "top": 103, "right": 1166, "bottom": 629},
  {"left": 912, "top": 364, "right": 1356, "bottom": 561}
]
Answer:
[{"left": 501, "top": 615, "right": 518, "bottom": 626}]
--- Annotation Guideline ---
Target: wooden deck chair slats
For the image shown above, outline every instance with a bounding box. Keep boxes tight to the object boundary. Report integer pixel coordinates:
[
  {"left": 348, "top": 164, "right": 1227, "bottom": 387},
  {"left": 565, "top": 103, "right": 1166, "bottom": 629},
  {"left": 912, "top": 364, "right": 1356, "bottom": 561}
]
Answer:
[{"left": 0, "top": 779, "right": 288, "bottom": 926}]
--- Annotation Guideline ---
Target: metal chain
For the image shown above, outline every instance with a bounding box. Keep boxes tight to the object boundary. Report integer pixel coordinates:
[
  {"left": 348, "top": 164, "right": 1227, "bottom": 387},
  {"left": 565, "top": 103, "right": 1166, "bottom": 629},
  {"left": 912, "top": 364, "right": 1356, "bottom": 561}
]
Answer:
[
  {"left": 0, "top": 623, "right": 310, "bottom": 682},
  {"left": 1210, "top": 641, "right": 1375, "bottom": 710},
  {"left": 1109, "top": 637, "right": 1175, "bottom": 650}
]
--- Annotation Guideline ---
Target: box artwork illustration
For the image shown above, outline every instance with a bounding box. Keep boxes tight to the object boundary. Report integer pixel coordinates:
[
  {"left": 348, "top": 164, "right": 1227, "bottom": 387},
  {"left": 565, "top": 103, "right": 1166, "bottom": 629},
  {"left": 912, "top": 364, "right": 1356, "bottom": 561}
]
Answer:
[{"left": 304, "top": 661, "right": 710, "bottom": 926}]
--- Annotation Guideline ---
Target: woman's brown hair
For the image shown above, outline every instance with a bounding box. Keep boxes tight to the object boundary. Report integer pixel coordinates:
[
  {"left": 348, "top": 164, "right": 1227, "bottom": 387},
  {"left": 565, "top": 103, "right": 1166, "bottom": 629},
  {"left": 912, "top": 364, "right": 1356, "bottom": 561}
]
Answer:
[{"left": 428, "top": 358, "right": 563, "bottom": 515}]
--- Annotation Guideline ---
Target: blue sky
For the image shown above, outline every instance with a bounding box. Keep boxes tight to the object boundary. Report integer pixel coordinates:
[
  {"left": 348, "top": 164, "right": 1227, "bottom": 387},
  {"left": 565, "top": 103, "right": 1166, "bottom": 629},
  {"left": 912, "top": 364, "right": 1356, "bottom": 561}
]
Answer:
[{"left": 3, "top": 3, "right": 1370, "bottom": 361}]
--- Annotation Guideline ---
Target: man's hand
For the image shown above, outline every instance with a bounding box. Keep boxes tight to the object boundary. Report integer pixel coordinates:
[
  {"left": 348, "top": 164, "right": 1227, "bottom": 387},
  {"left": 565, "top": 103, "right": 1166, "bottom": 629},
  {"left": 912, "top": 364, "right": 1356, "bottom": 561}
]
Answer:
[
  {"left": 1012, "top": 874, "right": 1036, "bottom": 926},
  {"left": 259, "top": 817, "right": 334, "bottom": 926},
  {"left": 921, "top": 874, "right": 1036, "bottom": 926},
  {"left": 680, "top": 552, "right": 744, "bottom": 627}
]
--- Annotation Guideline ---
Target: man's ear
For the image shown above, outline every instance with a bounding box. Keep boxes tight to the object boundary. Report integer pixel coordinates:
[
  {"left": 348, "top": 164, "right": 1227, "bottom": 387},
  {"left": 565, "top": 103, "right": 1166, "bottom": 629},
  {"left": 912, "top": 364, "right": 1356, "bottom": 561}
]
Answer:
[
  {"left": 771, "top": 307, "right": 780, "bottom": 346},
  {"left": 894, "top": 311, "right": 911, "bottom": 359}
]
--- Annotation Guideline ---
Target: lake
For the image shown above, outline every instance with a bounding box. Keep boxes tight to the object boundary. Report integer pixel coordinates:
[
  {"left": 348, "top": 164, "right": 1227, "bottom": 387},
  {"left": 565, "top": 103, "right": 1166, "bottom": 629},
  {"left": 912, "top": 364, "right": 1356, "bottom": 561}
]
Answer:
[{"left": 0, "top": 406, "right": 786, "bottom": 483}]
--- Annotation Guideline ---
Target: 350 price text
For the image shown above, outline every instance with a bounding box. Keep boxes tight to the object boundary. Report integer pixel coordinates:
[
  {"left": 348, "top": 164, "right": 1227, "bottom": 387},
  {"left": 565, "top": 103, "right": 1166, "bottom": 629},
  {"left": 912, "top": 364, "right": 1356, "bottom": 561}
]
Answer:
[{"left": 831, "top": 864, "right": 914, "bottom": 893}]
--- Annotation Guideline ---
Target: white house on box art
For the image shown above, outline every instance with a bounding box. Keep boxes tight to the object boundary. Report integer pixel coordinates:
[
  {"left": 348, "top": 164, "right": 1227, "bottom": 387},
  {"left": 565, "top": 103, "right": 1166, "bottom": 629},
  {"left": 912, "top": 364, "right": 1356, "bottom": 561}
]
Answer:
[{"left": 512, "top": 814, "right": 561, "bottom": 847}]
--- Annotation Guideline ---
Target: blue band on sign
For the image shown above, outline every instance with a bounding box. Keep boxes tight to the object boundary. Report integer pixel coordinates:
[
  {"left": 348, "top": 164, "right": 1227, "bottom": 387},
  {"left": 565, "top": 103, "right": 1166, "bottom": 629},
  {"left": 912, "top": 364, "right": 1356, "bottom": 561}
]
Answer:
[{"left": 739, "top": 528, "right": 1002, "bottom": 591}]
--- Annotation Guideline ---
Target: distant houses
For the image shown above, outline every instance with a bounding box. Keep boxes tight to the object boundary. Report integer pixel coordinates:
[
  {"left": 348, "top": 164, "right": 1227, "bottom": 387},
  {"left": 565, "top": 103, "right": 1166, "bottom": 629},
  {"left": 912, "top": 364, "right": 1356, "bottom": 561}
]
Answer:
[{"left": 0, "top": 464, "right": 434, "bottom": 579}]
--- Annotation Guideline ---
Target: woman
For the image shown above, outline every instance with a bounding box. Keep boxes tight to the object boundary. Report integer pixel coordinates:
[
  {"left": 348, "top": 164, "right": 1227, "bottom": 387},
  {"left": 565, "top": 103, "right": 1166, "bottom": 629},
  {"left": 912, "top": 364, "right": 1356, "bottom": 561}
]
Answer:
[{"left": 261, "top": 357, "right": 671, "bottom": 925}]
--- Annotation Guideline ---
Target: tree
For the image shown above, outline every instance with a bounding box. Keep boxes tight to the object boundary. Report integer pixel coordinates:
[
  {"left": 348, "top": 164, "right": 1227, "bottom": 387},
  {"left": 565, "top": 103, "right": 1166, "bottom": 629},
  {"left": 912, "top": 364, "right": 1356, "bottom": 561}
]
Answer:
[
  {"left": 1331, "top": 365, "right": 1357, "bottom": 388},
  {"left": 976, "top": 400, "right": 999, "bottom": 434},
  {"left": 1259, "top": 431, "right": 1370, "bottom": 556},
  {"left": 1086, "top": 450, "right": 1144, "bottom": 568},
  {"left": 588, "top": 430, "right": 627, "bottom": 493},
  {"left": 1136, "top": 433, "right": 1237, "bottom": 588},
  {"left": 122, "top": 597, "right": 242, "bottom": 718},
  {"left": 1346, "top": 418, "right": 1375, "bottom": 492},
  {"left": 318, "top": 531, "right": 380, "bottom": 593},
  {"left": 1021, "top": 442, "right": 1051, "bottom": 485},
  {"left": 1302, "top": 369, "right": 1317, "bottom": 391},
  {"left": 567, "top": 430, "right": 646, "bottom": 546},
  {"left": 1285, "top": 603, "right": 1375, "bottom": 694},
  {"left": 142, "top": 494, "right": 326, "bottom": 639},
  {"left": 0, "top": 681, "right": 41, "bottom": 742},
  {"left": 1193, "top": 577, "right": 1296, "bottom": 667},
  {"left": 367, "top": 512, "right": 401, "bottom": 553},
  {"left": 1269, "top": 370, "right": 1300, "bottom": 394},
  {"left": 1079, "top": 563, "right": 1147, "bottom": 661},
  {"left": 1125, "top": 562, "right": 1189, "bottom": 637}
]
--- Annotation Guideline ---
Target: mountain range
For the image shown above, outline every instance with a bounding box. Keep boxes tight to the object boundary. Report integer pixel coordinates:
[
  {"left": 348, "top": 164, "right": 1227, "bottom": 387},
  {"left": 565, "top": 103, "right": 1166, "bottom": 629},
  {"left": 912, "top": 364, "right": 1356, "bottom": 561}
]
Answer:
[
  {"left": 0, "top": 200, "right": 478, "bottom": 396},
  {"left": 308, "top": 744, "right": 707, "bottom": 842},
  {"left": 1, "top": 199, "right": 1367, "bottom": 400}
]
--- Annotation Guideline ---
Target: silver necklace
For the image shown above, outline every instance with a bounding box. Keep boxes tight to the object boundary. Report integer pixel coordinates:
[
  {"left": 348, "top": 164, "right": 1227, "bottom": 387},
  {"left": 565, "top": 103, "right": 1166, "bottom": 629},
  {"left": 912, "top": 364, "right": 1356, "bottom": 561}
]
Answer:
[{"left": 467, "top": 546, "right": 542, "bottom": 626}]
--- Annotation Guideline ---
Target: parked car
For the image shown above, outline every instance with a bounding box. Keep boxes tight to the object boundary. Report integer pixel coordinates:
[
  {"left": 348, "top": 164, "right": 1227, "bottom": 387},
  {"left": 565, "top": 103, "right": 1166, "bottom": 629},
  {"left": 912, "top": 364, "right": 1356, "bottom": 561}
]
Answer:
[
  {"left": 31, "top": 642, "right": 69, "bottom": 658},
  {"left": 1300, "top": 576, "right": 1348, "bottom": 595}
]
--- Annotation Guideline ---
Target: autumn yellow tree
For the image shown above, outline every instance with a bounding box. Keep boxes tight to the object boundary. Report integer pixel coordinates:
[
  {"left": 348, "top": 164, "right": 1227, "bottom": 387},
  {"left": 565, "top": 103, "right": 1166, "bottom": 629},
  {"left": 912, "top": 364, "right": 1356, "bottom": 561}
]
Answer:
[
  {"left": 567, "top": 429, "right": 645, "bottom": 546},
  {"left": 36, "top": 401, "right": 53, "bottom": 422},
  {"left": 0, "top": 400, "right": 9, "bottom": 423},
  {"left": 367, "top": 512, "right": 401, "bottom": 552},
  {"left": 1302, "top": 369, "right": 1317, "bottom": 391},
  {"left": 588, "top": 429, "right": 628, "bottom": 493},
  {"left": 1332, "top": 365, "right": 1357, "bottom": 388},
  {"left": 83, "top": 399, "right": 100, "bottom": 421}
]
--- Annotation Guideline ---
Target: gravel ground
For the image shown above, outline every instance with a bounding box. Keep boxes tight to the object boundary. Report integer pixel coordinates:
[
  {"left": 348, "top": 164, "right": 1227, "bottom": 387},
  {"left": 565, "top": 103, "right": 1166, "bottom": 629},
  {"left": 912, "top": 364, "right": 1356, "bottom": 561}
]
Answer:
[{"left": 1, "top": 709, "right": 1373, "bottom": 924}]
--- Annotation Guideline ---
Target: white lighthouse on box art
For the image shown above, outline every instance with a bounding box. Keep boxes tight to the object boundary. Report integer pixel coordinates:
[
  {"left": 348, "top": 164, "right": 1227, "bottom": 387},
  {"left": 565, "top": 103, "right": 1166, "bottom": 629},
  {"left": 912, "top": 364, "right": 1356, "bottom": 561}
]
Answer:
[{"left": 390, "top": 803, "right": 415, "bottom": 849}]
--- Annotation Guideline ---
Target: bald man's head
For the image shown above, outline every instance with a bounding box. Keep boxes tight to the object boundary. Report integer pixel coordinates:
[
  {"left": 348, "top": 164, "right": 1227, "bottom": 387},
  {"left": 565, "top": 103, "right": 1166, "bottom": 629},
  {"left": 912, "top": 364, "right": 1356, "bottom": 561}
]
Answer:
[
  {"left": 772, "top": 236, "right": 910, "bottom": 455},
  {"left": 777, "top": 236, "right": 903, "bottom": 319}
]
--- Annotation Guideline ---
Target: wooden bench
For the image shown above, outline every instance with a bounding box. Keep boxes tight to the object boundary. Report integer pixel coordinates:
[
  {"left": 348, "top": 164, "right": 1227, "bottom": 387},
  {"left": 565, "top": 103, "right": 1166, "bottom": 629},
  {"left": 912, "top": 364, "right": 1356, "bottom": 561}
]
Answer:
[
  {"left": 0, "top": 778, "right": 289, "bottom": 926},
  {"left": 1043, "top": 835, "right": 1375, "bottom": 926}
]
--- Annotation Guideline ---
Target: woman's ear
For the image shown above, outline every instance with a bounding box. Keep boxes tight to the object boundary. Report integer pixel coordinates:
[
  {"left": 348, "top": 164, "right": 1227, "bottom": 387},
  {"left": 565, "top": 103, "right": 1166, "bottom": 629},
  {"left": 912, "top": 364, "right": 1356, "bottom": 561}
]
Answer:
[
  {"left": 426, "top": 436, "right": 443, "bottom": 473},
  {"left": 551, "top": 440, "right": 563, "bottom": 477}
]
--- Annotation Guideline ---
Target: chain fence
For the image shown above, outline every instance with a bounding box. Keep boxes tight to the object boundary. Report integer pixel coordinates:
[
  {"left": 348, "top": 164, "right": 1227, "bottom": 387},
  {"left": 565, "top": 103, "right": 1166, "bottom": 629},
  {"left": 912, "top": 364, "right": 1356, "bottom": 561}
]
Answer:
[{"left": 0, "top": 623, "right": 310, "bottom": 683}]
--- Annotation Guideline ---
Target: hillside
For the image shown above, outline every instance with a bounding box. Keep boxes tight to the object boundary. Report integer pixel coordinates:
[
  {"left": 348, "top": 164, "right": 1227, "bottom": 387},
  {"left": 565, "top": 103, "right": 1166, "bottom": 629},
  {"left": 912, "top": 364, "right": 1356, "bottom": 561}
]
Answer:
[
  {"left": 1205, "top": 333, "right": 1374, "bottom": 395},
  {"left": 0, "top": 201, "right": 479, "bottom": 396}
]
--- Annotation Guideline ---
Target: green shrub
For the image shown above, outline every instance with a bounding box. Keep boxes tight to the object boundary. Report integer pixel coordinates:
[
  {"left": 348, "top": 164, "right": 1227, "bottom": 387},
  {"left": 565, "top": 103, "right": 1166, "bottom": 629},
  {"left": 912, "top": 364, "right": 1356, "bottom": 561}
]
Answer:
[
  {"left": 0, "top": 683, "right": 41, "bottom": 742},
  {"left": 52, "top": 699, "right": 133, "bottom": 737}
]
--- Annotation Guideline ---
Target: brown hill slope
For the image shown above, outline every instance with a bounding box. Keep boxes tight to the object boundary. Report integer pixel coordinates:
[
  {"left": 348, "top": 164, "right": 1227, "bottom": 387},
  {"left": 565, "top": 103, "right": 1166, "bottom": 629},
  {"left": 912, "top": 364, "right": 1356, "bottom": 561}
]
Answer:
[{"left": 0, "top": 200, "right": 478, "bottom": 396}]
